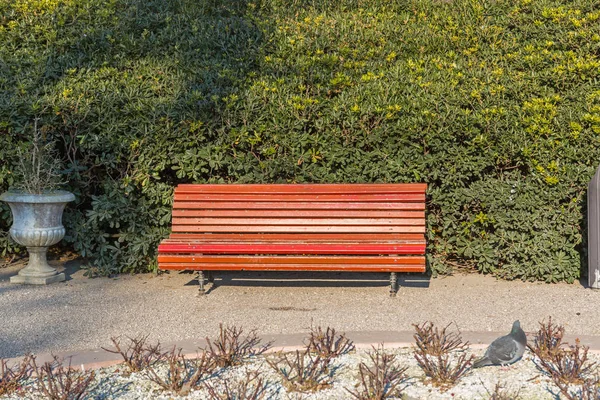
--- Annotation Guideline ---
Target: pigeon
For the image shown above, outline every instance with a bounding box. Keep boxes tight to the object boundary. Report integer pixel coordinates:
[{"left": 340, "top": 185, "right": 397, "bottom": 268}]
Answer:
[{"left": 472, "top": 320, "right": 527, "bottom": 368}]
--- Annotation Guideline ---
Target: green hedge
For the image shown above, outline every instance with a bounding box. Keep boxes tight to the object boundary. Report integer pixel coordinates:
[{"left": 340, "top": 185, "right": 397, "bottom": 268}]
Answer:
[{"left": 1, "top": 0, "right": 599, "bottom": 281}]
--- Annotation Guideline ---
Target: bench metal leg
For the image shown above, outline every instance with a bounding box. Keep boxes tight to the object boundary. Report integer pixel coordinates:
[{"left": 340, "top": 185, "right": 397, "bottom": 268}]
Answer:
[
  {"left": 207, "top": 270, "right": 214, "bottom": 283},
  {"left": 198, "top": 271, "right": 206, "bottom": 296},
  {"left": 390, "top": 272, "right": 398, "bottom": 297}
]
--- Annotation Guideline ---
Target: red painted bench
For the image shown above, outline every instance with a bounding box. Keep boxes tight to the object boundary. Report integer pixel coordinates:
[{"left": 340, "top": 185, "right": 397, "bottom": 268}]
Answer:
[{"left": 157, "top": 183, "right": 427, "bottom": 296}]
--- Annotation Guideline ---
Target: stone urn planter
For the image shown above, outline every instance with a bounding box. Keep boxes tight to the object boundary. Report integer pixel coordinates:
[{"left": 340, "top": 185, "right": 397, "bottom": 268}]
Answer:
[{"left": 0, "top": 190, "right": 75, "bottom": 284}]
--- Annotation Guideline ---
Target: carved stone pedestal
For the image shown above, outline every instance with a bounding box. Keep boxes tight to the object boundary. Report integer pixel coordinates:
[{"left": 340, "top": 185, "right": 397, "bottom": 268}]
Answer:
[{"left": 0, "top": 190, "right": 74, "bottom": 285}]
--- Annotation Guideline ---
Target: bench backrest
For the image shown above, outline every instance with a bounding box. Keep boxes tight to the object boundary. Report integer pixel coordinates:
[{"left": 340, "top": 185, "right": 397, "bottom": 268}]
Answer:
[{"left": 169, "top": 184, "right": 426, "bottom": 239}]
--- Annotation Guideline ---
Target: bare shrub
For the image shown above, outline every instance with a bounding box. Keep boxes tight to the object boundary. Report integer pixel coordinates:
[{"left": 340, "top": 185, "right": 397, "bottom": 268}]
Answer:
[
  {"left": 266, "top": 350, "right": 333, "bottom": 392},
  {"left": 204, "top": 370, "right": 269, "bottom": 400},
  {"left": 346, "top": 345, "right": 408, "bottom": 400},
  {"left": 144, "top": 346, "right": 214, "bottom": 395},
  {"left": 553, "top": 375, "right": 600, "bottom": 400},
  {"left": 0, "top": 355, "right": 33, "bottom": 396},
  {"left": 531, "top": 338, "right": 595, "bottom": 385},
  {"left": 13, "top": 119, "right": 65, "bottom": 194},
  {"left": 305, "top": 326, "right": 355, "bottom": 358},
  {"left": 413, "top": 321, "right": 468, "bottom": 357},
  {"left": 529, "top": 319, "right": 598, "bottom": 400},
  {"left": 413, "top": 322, "right": 474, "bottom": 389},
  {"left": 527, "top": 317, "right": 565, "bottom": 359},
  {"left": 481, "top": 380, "right": 521, "bottom": 400},
  {"left": 101, "top": 334, "right": 162, "bottom": 374},
  {"left": 30, "top": 355, "right": 95, "bottom": 400},
  {"left": 205, "top": 324, "right": 272, "bottom": 368}
]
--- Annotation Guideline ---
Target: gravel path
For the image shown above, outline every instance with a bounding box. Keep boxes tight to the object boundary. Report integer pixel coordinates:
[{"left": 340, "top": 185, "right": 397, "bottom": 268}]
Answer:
[{"left": 2, "top": 258, "right": 600, "bottom": 360}]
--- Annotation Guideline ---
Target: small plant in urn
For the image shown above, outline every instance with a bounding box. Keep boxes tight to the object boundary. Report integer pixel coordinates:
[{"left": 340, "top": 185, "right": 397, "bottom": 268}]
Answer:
[{"left": 0, "top": 120, "right": 74, "bottom": 284}]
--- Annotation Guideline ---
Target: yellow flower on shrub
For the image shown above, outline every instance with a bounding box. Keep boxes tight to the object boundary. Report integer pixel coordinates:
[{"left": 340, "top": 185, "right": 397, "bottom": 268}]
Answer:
[
  {"left": 570, "top": 122, "right": 583, "bottom": 139},
  {"left": 14, "top": 0, "right": 65, "bottom": 14}
]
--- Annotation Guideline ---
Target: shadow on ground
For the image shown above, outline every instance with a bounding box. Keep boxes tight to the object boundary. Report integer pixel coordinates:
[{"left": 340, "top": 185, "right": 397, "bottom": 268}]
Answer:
[{"left": 179, "top": 270, "right": 430, "bottom": 294}]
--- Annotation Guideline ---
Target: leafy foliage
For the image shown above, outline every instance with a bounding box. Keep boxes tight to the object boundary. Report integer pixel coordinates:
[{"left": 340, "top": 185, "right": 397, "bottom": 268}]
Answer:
[{"left": 1, "top": 0, "right": 599, "bottom": 280}]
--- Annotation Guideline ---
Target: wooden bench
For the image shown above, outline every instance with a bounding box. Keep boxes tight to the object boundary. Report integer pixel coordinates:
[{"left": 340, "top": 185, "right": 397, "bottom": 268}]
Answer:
[{"left": 157, "top": 183, "right": 426, "bottom": 296}]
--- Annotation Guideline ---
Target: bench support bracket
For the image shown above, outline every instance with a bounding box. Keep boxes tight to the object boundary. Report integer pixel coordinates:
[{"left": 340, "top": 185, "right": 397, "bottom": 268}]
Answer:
[
  {"left": 390, "top": 272, "right": 398, "bottom": 297},
  {"left": 198, "top": 270, "right": 206, "bottom": 295}
]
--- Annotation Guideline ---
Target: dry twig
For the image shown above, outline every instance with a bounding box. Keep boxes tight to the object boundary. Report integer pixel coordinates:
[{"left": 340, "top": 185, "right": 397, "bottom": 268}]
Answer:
[
  {"left": 553, "top": 375, "right": 600, "bottom": 400},
  {"left": 481, "top": 380, "right": 521, "bottom": 400},
  {"left": 14, "top": 119, "right": 65, "bottom": 194},
  {"left": 413, "top": 322, "right": 468, "bottom": 357},
  {"left": 532, "top": 339, "right": 595, "bottom": 385},
  {"left": 527, "top": 317, "right": 565, "bottom": 359},
  {"left": 529, "top": 318, "right": 598, "bottom": 399},
  {"left": 102, "top": 334, "right": 162, "bottom": 374},
  {"left": 346, "top": 344, "right": 408, "bottom": 400},
  {"left": 413, "top": 321, "right": 474, "bottom": 390},
  {"left": 144, "top": 346, "right": 214, "bottom": 395},
  {"left": 30, "top": 355, "right": 95, "bottom": 400},
  {"left": 305, "top": 326, "right": 355, "bottom": 358},
  {"left": 266, "top": 350, "right": 333, "bottom": 392},
  {"left": 204, "top": 370, "right": 269, "bottom": 400},
  {"left": 205, "top": 324, "right": 272, "bottom": 368},
  {"left": 0, "top": 355, "right": 33, "bottom": 396}
]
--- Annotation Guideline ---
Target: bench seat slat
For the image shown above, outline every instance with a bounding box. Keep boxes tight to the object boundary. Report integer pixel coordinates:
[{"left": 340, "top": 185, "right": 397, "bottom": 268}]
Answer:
[
  {"left": 158, "top": 255, "right": 425, "bottom": 264},
  {"left": 175, "top": 183, "right": 427, "bottom": 194},
  {"left": 166, "top": 233, "right": 426, "bottom": 242},
  {"left": 172, "top": 210, "right": 424, "bottom": 218},
  {"left": 157, "top": 263, "right": 425, "bottom": 272},
  {"left": 172, "top": 217, "right": 424, "bottom": 226},
  {"left": 173, "top": 201, "right": 425, "bottom": 210},
  {"left": 158, "top": 243, "right": 426, "bottom": 254},
  {"left": 171, "top": 225, "right": 425, "bottom": 233},
  {"left": 174, "top": 193, "right": 425, "bottom": 202}
]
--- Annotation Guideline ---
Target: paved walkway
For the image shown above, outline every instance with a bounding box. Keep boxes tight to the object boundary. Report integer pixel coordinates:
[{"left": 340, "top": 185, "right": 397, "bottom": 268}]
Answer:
[{"left": 2, "top": 259, "right": 600, "bottom": 367}]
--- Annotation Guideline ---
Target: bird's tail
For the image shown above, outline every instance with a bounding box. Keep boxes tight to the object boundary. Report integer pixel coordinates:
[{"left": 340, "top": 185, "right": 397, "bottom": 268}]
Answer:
[{"left": 472, "top": 357, "right": 492, "bottom": 368}]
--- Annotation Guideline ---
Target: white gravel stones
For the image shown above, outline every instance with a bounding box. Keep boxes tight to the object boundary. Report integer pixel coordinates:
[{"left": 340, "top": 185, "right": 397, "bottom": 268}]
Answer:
[{"left": 1, "top": 347, "right": 589, "bottom": 399}]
